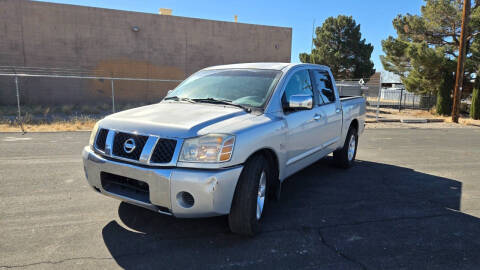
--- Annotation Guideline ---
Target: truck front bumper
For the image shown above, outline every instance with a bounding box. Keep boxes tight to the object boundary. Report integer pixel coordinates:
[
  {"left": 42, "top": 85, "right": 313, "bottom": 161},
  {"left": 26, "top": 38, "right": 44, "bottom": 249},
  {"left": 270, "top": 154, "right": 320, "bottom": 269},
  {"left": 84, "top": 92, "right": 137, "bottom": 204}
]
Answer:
[{"left": 82, "top": 146, "right": 243, "bottom": 218}]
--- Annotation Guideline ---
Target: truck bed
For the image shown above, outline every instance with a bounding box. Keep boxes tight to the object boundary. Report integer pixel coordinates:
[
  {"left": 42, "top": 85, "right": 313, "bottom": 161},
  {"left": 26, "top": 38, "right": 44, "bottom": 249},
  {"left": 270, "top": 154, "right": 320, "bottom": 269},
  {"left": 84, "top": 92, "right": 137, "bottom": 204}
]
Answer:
[
  {"left": 339, "top": 95, "right": 364, "bottom": 101},
  {"left": 339, "top": 95, "right": 366, "bottom": 139}
]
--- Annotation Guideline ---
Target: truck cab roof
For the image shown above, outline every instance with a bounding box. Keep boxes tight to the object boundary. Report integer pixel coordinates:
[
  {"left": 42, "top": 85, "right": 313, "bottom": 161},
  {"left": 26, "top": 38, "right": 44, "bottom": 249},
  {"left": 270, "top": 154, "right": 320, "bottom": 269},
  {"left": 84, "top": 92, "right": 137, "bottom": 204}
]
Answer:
[{"left": 203, "top": 62, "right": 330, "bottom": 72}]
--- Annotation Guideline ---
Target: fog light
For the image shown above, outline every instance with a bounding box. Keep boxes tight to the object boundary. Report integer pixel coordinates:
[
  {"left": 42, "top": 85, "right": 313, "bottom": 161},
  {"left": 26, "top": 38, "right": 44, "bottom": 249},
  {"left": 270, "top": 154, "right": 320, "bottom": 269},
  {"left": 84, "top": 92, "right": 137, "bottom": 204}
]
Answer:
[{"left": 176, "top": 191, "right": 194, "bottom": 208}]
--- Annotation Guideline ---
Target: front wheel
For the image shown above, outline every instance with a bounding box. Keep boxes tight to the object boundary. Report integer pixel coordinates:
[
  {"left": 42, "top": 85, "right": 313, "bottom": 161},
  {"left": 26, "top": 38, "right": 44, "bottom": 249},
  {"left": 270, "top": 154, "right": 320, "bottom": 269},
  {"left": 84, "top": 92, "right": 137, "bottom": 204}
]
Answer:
[
  {"left": 333, "top": 126, "right": 358, "bottom": 168},
  {"left": 228, "top": 155, "right": 269, "bottom": 236}
]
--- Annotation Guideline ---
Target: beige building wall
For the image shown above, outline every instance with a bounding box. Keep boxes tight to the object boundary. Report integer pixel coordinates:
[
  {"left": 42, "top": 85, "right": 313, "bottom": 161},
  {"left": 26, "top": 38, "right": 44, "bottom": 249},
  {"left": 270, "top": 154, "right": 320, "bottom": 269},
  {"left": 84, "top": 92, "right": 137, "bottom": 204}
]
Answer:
[{"left": 0, "top": 0, "right": 292, "bottom": 105}]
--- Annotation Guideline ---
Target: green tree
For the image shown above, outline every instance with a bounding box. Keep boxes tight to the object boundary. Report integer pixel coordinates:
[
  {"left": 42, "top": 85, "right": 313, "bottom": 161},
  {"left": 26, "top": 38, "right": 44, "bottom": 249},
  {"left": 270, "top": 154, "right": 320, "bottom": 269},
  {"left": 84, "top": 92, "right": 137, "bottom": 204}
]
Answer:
[
  {"left": 471, "top": 78, "right": 480, "bottom": 119},
  {"left": 437, "top": 71, "right": 455, "bottom": 115},
  {"left": 299, "top": 15, "right": 375, "bottom": 79},
  {"left": 471, "top": 29, "right": 480, "bottom": 119},
  {"left": 402, "top": 43, "right": 451, "bottom": 95},
  {"left": 381, "top": 0, "right": 480, "bottom": 113}
]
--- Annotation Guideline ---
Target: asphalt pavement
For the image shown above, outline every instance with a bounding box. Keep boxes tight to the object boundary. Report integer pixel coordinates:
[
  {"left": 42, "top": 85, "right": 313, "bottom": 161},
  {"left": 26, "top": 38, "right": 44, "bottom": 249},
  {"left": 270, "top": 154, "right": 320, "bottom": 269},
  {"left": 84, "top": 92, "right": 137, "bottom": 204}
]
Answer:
[{"left": 1, "top": 128, "right": 480, "bottom": 269}]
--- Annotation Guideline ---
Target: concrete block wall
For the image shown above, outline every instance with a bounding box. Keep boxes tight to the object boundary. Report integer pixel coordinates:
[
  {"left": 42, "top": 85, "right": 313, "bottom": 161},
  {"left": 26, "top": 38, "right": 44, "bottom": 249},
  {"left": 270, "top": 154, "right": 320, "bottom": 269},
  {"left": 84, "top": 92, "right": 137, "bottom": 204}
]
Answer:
[{"left": 0, "top": 0, "right": 292, "bottom": 106}]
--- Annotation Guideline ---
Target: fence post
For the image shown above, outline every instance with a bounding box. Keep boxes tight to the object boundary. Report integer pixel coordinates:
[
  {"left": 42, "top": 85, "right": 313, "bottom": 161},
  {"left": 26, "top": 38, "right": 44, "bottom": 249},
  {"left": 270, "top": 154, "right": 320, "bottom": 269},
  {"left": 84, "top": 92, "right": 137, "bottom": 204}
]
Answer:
[
  {"left": 375, "top": 74, "right": 382, "bottom": 121},
  {"left": 14, "top": 76, "right": 25, "bottom": 133},
  {"left": 399, "top": 88, "right": 404, "bottom": 111},
  {"left": 111, "top": 79, "right": 115, "bottom": 113}
]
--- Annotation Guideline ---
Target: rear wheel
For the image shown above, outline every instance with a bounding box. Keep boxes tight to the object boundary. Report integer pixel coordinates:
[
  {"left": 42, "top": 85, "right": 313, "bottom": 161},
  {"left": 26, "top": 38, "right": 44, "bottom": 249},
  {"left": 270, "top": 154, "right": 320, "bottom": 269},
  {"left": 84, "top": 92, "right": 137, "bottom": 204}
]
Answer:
[
  {"left": 333, "top": 126, "right": 358, "bottom": 168},
  {"left": 228, "top": 154, "right": 269, "bottom": 236}
]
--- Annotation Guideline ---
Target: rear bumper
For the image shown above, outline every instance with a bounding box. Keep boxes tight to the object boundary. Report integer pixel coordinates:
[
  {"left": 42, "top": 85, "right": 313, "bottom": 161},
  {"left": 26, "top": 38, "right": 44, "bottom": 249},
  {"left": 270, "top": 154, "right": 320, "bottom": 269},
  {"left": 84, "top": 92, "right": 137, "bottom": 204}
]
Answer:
[{"left": 82, "top": 146, "right": 243, "bottom": 218}]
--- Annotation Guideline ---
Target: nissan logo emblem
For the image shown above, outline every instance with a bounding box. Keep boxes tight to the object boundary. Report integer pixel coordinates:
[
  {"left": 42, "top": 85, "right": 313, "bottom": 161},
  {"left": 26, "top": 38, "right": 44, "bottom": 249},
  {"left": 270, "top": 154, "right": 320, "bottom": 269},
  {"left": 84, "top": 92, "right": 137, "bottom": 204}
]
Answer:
[{"left": 123, "top": 138, "right": 136, "bottom": 153}]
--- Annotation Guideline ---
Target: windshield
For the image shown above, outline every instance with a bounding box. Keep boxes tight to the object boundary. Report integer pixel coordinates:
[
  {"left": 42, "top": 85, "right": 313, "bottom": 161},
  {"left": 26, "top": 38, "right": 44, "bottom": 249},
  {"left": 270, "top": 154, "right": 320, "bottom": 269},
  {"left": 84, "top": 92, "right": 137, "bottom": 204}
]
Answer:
[{"left": 165, "top": 69, "right": 282, "bottom": 108}]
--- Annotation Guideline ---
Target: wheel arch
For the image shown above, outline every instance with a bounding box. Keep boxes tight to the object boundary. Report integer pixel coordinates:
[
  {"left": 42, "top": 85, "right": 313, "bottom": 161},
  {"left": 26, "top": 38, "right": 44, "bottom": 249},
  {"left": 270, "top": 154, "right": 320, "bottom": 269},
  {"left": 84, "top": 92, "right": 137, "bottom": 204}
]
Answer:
[
  {"left": 338, "top": 118, "right": 360, "bottom": 152},
  {"left": 349, "top": 118, "right": 359, "bottom": 131},
  {"left": 243, "top": 147, "right": 281, "bottom": 194},
  {"left": 246, "top": 148, "right": 280, "bottom": 181}
]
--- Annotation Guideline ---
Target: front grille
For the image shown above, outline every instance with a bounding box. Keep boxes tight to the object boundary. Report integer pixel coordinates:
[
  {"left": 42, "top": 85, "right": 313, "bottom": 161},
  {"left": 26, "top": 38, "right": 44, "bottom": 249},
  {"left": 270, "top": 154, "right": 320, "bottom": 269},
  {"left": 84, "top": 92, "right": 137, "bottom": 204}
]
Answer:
[
  {"left": 112, "top": 132, "right": 148, "bottom": 160},
  {"left": 95, "top": 128, "right": 109, "bottom": 151},
  {"left": 150, "top": 138, "right": 177, "bottom": 163},
  {"left": 101, "top": 172, "right": 150, "bottom": 203}
]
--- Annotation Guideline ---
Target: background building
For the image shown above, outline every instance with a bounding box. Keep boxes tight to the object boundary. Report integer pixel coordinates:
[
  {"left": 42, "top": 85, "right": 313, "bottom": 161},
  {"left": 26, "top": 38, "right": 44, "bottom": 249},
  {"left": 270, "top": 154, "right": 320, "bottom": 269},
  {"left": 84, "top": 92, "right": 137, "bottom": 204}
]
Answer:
[{"left": 0, "top": 0, "right": 292, "bottom": 106}]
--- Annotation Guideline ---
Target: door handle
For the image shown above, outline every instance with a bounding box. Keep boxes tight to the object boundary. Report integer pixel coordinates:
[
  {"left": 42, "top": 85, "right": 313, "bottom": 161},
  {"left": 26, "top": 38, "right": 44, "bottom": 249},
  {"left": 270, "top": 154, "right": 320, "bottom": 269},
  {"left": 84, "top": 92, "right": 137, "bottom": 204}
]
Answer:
[
  {"left": 313, "top": 114, "right": 322, "bottom": 120},
  {"left": 336, "top": 108, "right": 342, "bottom": 113}
]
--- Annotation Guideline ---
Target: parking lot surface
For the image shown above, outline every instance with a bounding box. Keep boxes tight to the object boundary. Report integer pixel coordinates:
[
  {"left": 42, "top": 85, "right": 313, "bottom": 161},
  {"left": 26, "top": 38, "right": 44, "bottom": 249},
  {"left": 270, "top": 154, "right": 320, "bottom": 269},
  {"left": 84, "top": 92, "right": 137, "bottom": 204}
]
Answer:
[{"left": 1, "top": 128, "right": 480, "bottom": 269}]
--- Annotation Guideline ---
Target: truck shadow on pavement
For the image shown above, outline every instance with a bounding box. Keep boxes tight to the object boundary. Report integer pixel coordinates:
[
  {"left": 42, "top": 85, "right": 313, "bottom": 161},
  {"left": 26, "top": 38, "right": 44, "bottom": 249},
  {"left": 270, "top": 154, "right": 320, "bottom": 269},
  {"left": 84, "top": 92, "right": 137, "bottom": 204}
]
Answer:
[{"left": 102, "top": 158, "right": 480, "bottom": 269}]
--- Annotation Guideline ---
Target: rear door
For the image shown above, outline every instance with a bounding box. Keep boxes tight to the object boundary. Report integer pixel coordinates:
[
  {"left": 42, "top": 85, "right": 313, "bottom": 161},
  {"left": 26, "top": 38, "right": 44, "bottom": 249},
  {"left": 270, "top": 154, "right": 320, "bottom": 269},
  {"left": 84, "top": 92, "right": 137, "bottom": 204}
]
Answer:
[{"left": 310, "top": 69, "right": 342, "bottom": 151}]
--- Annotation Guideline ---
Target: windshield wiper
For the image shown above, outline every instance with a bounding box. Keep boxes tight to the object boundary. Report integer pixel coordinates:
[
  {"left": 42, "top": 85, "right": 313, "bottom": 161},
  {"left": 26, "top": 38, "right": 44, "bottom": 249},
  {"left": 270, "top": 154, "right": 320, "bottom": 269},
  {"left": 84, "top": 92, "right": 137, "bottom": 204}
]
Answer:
[
  {"left": 163, "top": 96, "right": 195, "bottom": 103},
  {"left": 190, "top": 98, "right": 252, "bottom": 112}
]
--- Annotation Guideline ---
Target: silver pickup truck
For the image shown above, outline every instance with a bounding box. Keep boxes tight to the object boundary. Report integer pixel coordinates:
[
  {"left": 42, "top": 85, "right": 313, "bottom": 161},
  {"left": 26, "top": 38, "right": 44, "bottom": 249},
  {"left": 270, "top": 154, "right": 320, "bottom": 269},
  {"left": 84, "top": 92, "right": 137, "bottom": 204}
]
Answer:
[{"left": 82, "top": 63, "right": 365, "bottom": 236}]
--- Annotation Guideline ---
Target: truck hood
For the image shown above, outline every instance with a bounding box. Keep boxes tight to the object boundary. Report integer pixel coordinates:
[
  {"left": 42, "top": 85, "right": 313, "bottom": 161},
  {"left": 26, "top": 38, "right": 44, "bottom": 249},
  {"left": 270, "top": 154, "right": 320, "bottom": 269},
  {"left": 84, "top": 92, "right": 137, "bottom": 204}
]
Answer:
[{"left": 99, "top": 101, "right": 254, "bottom": 138}]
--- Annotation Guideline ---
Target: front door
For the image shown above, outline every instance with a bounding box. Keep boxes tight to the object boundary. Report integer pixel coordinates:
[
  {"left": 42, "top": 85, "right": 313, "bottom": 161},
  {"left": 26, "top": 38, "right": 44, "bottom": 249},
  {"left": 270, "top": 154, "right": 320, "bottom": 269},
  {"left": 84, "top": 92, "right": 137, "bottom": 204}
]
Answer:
[
  {"left": 311, "top": 69, "right": 342, "bottom": 151},
  {"left": 282, "top": 69, "right": 324, "bottom": 175}
]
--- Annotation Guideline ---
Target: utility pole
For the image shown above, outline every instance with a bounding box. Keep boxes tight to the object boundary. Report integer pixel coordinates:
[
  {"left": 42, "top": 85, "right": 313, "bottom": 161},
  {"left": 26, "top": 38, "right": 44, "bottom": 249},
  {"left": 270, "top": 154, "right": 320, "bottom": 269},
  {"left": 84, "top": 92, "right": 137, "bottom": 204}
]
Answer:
[
  {"left": 452, "top": 0, "right": 471, "bottom": 123},
  {"left": 311, "top": 19, "right": 315, "bottom": 64}
]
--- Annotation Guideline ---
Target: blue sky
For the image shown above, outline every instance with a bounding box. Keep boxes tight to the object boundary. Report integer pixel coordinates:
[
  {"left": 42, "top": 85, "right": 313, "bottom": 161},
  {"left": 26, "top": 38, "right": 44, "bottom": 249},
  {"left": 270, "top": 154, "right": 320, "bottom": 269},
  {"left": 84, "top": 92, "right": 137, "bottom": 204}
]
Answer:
[{"left": 37, "top": 0, "right": 423, "bottom": 71}]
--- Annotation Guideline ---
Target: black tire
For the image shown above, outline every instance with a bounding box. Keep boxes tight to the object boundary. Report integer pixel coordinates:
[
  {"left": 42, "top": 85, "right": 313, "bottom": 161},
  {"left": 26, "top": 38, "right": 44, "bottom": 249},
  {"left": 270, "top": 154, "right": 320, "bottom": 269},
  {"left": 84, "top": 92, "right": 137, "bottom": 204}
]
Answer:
[
  {"left": 228, "top": 154, "right": 269, "bottom": 236},
  {"left": 333, "top": 126, "right": 358, "bottom": 169}
]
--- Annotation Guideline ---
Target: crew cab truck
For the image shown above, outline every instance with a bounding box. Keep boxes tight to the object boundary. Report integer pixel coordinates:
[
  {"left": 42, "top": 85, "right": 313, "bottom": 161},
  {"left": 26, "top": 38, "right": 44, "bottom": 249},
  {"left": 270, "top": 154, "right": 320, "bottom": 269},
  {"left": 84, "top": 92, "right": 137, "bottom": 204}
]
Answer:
[{"left": 82, "top": 63, "right": 366, "bottom": 236}]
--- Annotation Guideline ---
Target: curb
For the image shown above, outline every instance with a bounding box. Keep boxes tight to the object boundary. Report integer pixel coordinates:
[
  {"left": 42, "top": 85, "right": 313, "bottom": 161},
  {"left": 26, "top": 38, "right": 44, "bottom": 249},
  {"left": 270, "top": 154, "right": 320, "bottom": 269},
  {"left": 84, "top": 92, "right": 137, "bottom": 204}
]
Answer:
[
  {"left": 378, "top": 119, "right": 400, "bottom": 122},
  {"left": 365, "top": 119, "right": 400, "bottom": 123},
  {"left": 366, "top": 118, "right": 445, "bottom": 124},
  {"left": 401, "top": 119, "right": 428, "bottom": 123},
  {"left": 426, "top": 119, "right": 445, "bottom": 123}
]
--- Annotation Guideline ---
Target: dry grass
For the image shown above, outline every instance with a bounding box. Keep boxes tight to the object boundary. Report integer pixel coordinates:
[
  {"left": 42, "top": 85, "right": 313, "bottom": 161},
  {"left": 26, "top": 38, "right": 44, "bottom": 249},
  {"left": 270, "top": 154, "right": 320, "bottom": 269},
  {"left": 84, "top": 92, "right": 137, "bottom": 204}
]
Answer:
[
  {"left": 0, "top": 119, "right": 97, "bottom": 132},
  {"left": 366, "top": 106, "right": 480, "bottom": 128},
  {"left": 3, "top": 103, "right": 478, "bottom": 132},
  {"left": 0, "top": 103, "right": 131, "bottom": 132},
  {"left": 0, "top": 103, "right": 146, "bottom": 132},
  {"left": 443, "top": 116, "right": 480, "bottom": 127},
  {"left": 373, "top": 107, "right": 440, "bottom": 119},
  {"left": 0, "top": 103, "right": 146, "bottom": 118}
]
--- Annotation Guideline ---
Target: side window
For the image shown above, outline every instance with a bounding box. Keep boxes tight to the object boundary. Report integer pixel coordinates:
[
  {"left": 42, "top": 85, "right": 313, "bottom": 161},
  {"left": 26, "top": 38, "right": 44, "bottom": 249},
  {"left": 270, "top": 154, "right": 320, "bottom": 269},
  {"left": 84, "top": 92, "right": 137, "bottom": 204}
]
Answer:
[
  {"left": 282, "top": 69, "right": 313, "bottom": 106},
  {"left": 312, "top": 70, "right": 335, "bottom": 104}
]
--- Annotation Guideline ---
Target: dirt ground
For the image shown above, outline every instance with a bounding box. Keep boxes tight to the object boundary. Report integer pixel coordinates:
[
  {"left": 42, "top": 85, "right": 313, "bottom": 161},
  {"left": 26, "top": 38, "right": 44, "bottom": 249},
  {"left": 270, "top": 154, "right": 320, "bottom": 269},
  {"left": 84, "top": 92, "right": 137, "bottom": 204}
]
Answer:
[
  {"left": 366, "top": 121, "right": 479, "bottom": 129},
  {"left": 366, "top": 107, "right": 480, "bottom": 129},
  {"left": 0, "top": 119, "right": 96, "bottom": 132},
  {"left": 1, "top": 108, "right": 479, "bottom": 132}
]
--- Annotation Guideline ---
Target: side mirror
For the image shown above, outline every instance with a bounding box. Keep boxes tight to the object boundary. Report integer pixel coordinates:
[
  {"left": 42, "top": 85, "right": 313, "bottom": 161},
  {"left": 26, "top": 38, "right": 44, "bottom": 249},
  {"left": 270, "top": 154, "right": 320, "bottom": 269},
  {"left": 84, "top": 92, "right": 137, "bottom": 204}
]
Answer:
[{"left": 288, "top": 94, "right": 313, "bottom": 110}]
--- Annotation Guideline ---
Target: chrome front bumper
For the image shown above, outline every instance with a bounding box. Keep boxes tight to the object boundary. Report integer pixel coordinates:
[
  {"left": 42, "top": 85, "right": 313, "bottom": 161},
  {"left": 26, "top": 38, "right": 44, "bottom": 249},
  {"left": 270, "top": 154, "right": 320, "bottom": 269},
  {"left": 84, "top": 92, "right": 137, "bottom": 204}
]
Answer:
[{"left": 82, "top": 146, "right": 243, "bottom": 218}]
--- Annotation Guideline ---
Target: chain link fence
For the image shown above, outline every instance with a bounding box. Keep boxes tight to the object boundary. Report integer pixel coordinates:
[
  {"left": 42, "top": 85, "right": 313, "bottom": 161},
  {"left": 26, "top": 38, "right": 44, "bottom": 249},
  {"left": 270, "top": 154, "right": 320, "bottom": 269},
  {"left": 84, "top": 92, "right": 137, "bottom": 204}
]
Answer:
[
  {"left": 1, "top": 67, "right": 440, "bottom": 132},
  {"left": 337, "top": 79, "right": 436, "bottom": 109},
  {"left": 336, "top": 75, "right": 436, "bottom": 121},
  {"left": 0, "top": 66, "right": 183, "bottom": 132},
  {"left": 376, "top": 88, "right": 436, "bottom": 110}
]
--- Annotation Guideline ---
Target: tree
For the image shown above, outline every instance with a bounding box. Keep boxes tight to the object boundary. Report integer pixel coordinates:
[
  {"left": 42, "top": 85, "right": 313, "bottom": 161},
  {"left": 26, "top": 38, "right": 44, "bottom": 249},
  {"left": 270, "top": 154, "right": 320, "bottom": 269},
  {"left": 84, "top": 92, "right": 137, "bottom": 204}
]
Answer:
[
  {"left": 471, "top": 27, "right": 480, "bottom": 119},
  {"left": 471, "top": 85, "right": 480, "bottom": 119},
  {"left": 401, "top": 43, "right": 452, "bottom": 95},
  {"left": 437, "top": 71, "right": 455, "bottom": 115},
  {"left": 299, "top": 15, "right": 375, "bottom": 79},
  {"left": 381, "top": 0, "right": 480, "bottom": 113}
]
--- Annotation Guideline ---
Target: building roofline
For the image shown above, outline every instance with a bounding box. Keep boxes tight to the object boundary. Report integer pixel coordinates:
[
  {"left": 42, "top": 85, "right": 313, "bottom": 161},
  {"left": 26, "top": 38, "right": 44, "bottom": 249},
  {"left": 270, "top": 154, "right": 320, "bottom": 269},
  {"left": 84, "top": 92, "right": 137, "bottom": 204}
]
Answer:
[{"left": 30, "top": 0, "right": 292, "bottom": 30}]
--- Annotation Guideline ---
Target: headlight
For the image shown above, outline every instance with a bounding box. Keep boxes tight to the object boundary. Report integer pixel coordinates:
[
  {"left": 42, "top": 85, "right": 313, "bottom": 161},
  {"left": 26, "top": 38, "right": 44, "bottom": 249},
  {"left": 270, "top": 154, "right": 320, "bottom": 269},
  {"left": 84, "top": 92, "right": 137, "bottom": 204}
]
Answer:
[
  {"left": 88, "top": 121, "right": 100, "bottom": 147},
  {"left": 179, "top": 134, "right": 235, "bottom": 163}
]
